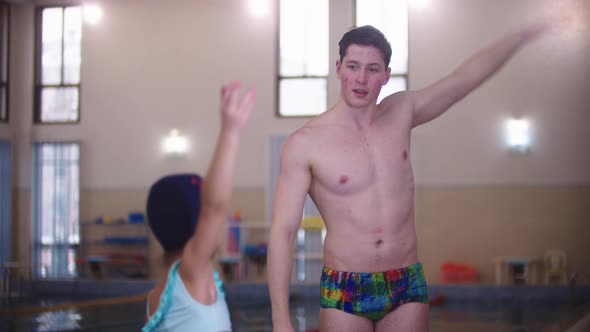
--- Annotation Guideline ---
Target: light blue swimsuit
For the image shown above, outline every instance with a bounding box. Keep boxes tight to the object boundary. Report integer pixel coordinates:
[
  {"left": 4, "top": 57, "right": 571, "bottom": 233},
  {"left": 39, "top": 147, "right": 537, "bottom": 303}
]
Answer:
[{"left": 142, "top": 260, "right": 231, "bottom": 332}]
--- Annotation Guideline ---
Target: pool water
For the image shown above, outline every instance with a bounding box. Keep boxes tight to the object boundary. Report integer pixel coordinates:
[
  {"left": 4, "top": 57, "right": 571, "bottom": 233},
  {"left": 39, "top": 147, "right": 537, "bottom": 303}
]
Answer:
[
  {"left": 1, "top": 297, "right": 589, "bottom": 332},
  {"left": 428, "top": 302, "right": 587, "bottom": 332},
  {"left": 1, "top": 303, "right": 145, "bottom": 331}
]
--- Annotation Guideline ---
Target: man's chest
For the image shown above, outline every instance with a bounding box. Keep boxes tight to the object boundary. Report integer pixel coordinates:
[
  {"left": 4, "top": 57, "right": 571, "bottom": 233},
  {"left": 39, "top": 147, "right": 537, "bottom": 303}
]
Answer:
[{"left": 309, "top": 127, "right": 411, "bottom": 194}]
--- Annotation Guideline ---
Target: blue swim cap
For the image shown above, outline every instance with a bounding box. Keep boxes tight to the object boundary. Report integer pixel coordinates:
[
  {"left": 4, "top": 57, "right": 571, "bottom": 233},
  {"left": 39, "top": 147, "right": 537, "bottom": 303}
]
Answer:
[{"left": 146, "top": 174, "right": 202, "bottom": 252}]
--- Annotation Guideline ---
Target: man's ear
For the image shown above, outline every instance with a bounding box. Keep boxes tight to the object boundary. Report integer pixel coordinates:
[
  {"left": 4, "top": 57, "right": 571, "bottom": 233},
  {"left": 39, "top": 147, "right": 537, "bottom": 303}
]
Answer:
[
  {"left": 336, "top": 59, "right": 342, "bottom": 78},
  {"left": 383, "top": 67, "right": 391, "bottom": 85}
]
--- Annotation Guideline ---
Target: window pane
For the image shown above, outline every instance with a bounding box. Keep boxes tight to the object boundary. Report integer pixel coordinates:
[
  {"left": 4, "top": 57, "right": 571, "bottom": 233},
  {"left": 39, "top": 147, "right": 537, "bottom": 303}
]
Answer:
[
  {"left": 0, "top": 139, "right": 11, "bottom": 268},
  {"left": 66, "top": 145, "right": 80, "bottom": 244},
  {"left": 356, "top": 0, "right": 408, "bottom": 75},
  {"left": 280, "top": 0, "right": 328, "bottom": 76},
  {"left": 41, "top": 86, "right": 79, "bottom": 122},
  {"left": 63, "top": 7, "right": 81, "bottom": 84},
  {"left": 39, "top": 247, "right": 77, "bottom": 278},
  {"left": 41, "top": 162, "right": 55, "bottom": 244},
  {"left": 34, "top": 142, "right": 80, "bottom": 278},
  {"left": 40, "top": 248, "right": 51, "bottom": 277},
  {"left": 42, "top": 8, "right": 63, "bottom": 85},
  {"left": 279, "top": 78, "right": 326, "bottom": 117},
  {"left": 377, "top": 76, "right": 407, "bottom": 103}
]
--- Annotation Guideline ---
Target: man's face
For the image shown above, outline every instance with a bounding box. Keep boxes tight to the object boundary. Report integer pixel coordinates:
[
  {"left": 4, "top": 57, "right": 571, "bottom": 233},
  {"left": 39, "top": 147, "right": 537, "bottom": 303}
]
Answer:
[{"left": 336, "top": 44, "right": 391, "bottom": 108}]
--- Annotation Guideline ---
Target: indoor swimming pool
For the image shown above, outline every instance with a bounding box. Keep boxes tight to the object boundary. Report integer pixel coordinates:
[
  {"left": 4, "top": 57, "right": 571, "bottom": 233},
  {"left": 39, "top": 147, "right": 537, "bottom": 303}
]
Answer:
[
  {"left": 2, "top": 299, "right": 590, "bottom": 331},
  {"left": 1, "top": 282, "right": 589, "bottom": 331}
]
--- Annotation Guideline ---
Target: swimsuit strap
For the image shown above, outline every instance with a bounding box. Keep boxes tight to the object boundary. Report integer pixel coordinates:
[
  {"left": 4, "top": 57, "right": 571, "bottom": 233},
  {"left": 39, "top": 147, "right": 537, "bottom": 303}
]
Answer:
[
  {"left": 142, "top": 260, "right": 181, "bottom": 332},
  {"left": 145, "top": 289, "right": 153, "bottom": 320},
  {"left": 213, "top": 271, "right": 225, "bottom": 297}
]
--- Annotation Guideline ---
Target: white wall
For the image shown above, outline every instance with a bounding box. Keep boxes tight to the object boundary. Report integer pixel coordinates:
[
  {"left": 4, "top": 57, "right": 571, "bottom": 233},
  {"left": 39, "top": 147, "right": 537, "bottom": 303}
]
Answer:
[
  {"left": 12, "top": 0, "right": 309, "bottom": 190},
  {"left": 409, "top": 0, "right": 590, "bottom": 186},
  {"left": 9, "top": 0, "right": 590, "bottom": 190}
]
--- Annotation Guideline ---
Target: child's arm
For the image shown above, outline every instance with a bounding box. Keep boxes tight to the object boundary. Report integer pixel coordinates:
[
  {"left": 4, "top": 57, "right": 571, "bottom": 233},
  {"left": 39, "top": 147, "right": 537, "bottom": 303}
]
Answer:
[{"left": 180, "top": 82, "right": 255, "bottom": 281}]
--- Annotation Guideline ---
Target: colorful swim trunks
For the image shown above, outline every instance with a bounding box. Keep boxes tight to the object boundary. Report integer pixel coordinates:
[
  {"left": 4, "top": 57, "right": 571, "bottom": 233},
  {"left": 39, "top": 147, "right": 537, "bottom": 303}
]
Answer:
[{"left": 320, "top": 262, "right": 428, "bottom": 321}]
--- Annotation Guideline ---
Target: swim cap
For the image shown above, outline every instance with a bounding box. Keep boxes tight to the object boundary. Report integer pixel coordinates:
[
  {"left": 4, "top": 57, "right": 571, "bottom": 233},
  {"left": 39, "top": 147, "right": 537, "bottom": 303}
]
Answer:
[{"left": 146, "top": 174, "right": 202, "bottom": 252}]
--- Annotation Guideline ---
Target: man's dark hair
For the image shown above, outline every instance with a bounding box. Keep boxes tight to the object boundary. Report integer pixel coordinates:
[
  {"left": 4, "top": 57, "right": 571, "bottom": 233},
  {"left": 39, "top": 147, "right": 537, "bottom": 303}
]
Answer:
[{"left": 338, "top": 25, "right": 392, "bottom": 67}]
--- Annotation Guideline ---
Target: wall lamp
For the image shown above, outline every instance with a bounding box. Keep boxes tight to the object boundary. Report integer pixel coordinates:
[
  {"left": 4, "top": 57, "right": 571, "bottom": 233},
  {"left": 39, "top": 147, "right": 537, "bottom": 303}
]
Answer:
[
  {"left": 505, "top": 119, "right": 531, "bottom": 154},
  {"left": 163, "top": 129, "right": 188, "bottom": 156}
]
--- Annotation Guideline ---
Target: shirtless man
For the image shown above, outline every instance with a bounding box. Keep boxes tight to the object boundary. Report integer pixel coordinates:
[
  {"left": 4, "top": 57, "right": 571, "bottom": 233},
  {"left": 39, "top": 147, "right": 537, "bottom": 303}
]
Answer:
[{"left": 268, "top": 22, "right": 552, "bottom": 331}]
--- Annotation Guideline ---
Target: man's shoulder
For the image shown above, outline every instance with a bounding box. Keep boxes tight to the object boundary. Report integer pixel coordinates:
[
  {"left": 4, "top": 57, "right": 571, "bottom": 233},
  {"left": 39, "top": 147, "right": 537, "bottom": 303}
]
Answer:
[
  {"left": 282, "top": 119, "right": 330, "bottom": 161},
  {"left": 379, "top": 91, "right": 414, "bottom": 114},
  {"left": 283, "top": 107, "right": 350, "bottom": 153},
  {"left": 285, "top": 126, "right": 314, "bottom": 150},
  {"left": 288, "top": 114, "right": 328, "bottom": 138},
  {"left": 278, "top": 129, "right": 312, "bottom": 166}
]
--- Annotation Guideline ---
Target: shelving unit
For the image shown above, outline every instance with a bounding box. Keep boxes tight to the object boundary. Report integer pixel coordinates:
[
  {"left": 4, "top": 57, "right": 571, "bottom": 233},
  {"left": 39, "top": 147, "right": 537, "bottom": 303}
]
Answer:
[
  {"left": 218, "top": 221, "right": 269, "bottom": 283},
  {"left": 216, "top": 217, "right": 326, "bottom": 285},
  {"left": 292, "top": 218, "right": 325, "bottom": 284},
  {"left": 77, "top": 222, "right": 150, "bottom": 279}
]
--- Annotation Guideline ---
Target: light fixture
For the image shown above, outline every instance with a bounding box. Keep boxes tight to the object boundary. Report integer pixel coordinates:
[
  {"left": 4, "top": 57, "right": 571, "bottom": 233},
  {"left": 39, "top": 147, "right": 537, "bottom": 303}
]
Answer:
[
  {"left": 163, "top": 129, "right": 188, "bottom": 156},
  {"left": 248, "top": 0, "right": 269, "bottom": 18},
  {"left": 505, "top": 119, "right": 530, "bottom": 153},
  {"left": 83, "top": 4, "right": 103, "bottom": 25}
]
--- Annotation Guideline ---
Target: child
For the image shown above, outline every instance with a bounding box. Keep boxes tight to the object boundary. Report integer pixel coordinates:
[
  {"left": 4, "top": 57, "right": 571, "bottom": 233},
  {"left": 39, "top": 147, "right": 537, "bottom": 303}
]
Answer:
[{"left": 143, "top": 82, "right": 255, "bottom": 332}]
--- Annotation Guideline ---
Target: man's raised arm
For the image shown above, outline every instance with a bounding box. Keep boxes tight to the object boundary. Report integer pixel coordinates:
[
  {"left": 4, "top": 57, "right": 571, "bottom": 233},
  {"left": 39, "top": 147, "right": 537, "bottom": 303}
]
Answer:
[{"left": 409, "top": 20, "right": 551, "bottom": 128}]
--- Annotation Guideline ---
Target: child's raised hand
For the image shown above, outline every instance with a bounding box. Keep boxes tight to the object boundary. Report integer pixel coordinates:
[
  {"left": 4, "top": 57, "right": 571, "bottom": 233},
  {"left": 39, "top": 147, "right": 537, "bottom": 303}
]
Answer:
[{"left": 220, "top": 82, "right": 256, "bottom": 132}]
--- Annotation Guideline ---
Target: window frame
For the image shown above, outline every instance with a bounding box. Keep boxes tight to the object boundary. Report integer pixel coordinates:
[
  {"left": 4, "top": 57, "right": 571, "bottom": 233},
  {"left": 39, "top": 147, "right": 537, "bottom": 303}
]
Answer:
[
  {"left": 276, "top": 1, "right": 410, "bottom": 118},
  {"left": 276, "top": 0, "right": 329, "bottom": 118},
  {"left": 353, "top": 0, "right": 410, "bottom": 102},
  {"left": 33, "top": 4, "right": 82, "bottom": 124},
  {"left": 0, "top": 2, "right": 9, "bottom": 123}
]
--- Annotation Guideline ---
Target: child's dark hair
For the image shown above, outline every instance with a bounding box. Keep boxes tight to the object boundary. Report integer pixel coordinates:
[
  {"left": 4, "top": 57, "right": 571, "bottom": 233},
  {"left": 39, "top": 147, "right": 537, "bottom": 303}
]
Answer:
[{"left": 338, "top": 25, "right": 392, "bottom": 67}]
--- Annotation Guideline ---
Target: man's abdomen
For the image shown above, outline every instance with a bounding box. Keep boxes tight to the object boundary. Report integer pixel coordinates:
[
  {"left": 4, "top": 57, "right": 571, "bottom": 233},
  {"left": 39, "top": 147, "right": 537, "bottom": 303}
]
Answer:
[{"left": 322, "top": 220, "right": 418, "bottom": 273}]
